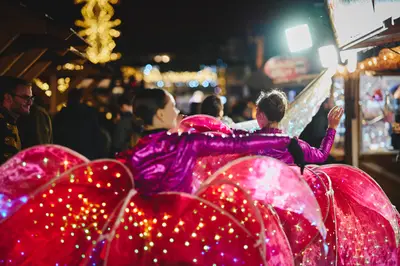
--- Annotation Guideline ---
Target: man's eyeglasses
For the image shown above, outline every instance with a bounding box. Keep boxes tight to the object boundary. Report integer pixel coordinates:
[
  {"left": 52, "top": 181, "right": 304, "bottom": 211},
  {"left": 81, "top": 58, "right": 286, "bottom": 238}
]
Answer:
[{"left": 12, "top": 94, "right": 35, "bottom": 102}]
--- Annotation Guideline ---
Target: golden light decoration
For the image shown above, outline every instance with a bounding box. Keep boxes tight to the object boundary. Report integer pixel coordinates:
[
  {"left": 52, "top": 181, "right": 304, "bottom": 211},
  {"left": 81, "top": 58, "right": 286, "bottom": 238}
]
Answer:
[
  {"left": 121, "top": 66, "right": 141, "bottom": 80},
  {"left": 57, "top": 63, "right": 84, "bottom": 71},
  {"left": 334, "top": 46, "right": 400, "bottom": 76},
  {"left": 57, "top": 103, "right": 67, "bottom": 112},
  {"left": 33, "top": 78, "right": 50, "bottom": 91},
  {"left": 75, "top": 0, "right": 122, "bottom": 64},
  {"left": 57, "top": 77, "right": 71, "bottom": 93},
  {"left": 356, "top": 46, "right": 400, "bottom": 72}
]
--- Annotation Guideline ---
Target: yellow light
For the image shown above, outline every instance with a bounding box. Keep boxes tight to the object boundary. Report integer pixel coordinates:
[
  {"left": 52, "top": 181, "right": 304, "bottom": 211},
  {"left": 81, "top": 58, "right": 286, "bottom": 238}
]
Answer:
[
  {"left": 110, "top": 53, "right": 121, "bottom": 61},
  {"left": 58, "top": 85, "right": 68, "bottom": 93},
  {"left": 33, "top": 78, "right": 50, "bottom": 91},
  {"left": 75, "top": 0, "right": 122, "bottom": 64},
  {"left": 139, "top": 67, "right": 218, "bottom": 85},
  {"left": 60, "top": 63, "right": 84, "bottom": 71},
  {"left": 161, "top": 55, "right": 170, "bottom": 63},
  {"left": 106, "top": 112, "right": 113, "bottom": 120},
  {"left": 57, "top": 103, "right": 67, "bottom": 112},
  {"left": 154, "top": 55, "right": 162, "bottom": 63}
]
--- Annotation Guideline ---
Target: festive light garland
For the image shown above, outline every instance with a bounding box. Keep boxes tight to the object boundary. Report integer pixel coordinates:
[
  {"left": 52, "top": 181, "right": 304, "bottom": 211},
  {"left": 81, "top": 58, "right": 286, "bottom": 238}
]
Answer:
[
  {"left": 33, "top": 77, "right": 70, "bottom": 97},
  {"left": 334, "top": 46, "right": 400, "bottom": 76},
  {"left": 121, "top": 66, "right": 218, "bottom": 85},
  {"left": 358, "top": 47, "right": 400, "bottom": 71},
  {"left": 57, "top": 63, "right": 84, "bottom": 71},
  {"left": 75, "top": 0, "right": 121, "bottom": 64}
]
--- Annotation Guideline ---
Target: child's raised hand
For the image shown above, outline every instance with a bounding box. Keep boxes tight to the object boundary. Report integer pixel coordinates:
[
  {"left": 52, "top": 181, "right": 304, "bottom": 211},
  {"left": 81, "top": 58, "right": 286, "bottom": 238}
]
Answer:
[{"left": 328, "top": 106, "right": 344, "bottom": 130}]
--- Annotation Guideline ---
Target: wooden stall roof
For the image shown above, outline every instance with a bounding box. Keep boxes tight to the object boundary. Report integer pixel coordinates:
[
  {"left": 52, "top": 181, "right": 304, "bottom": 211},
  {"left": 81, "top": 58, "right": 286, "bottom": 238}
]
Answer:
[{"left": 0, "top": 0, "right": 88, "bottom": 80}]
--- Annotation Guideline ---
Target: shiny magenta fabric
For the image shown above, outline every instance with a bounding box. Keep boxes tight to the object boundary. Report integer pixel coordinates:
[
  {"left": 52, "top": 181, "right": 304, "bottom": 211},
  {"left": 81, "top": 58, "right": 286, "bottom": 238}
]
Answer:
[
  {"left": 116, "top": 128, "right": 291, "bottom": 196},
  {"left": 253, "top": 127, "right": 336, "bottom": 164},
  {"left": 180, "top": 115, "right": 336, "bottom": 165}
]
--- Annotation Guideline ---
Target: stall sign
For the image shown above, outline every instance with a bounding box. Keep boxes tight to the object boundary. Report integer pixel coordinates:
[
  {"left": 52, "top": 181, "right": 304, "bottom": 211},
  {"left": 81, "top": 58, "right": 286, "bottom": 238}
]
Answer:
[{"left": 264, "top": 56, "right": 310, "bottom": 83}]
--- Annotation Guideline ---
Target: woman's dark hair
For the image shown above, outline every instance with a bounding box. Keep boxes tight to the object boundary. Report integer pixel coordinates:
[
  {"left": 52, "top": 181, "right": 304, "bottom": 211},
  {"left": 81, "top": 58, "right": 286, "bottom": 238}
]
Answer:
[
  {"left": 256, "top": 89, "right": 288, "bottom": 123},
  {"left": 200, "top": 95, "right": 223, "bottom": 117},
  {"left": 133, "top": 88, "right": 168, "bottom": 126}
]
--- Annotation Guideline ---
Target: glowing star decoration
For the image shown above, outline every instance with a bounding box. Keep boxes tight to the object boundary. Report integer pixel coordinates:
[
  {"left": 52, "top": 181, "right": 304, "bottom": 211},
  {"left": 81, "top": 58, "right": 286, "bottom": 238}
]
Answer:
[{"left": 75, "top": 0, "right": 122, "bottom": 64}]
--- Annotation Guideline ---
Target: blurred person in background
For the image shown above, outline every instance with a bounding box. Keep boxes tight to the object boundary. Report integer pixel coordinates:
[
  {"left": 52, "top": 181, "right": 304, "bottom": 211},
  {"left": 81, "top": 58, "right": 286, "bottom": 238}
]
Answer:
[
  {"left": 230, "top": 100, "right": 254, "bottom": 123},
  {"left": 18, "top": 86, "right": 52, "bottom": 149},
  {"left": 92, "top": 87, "right": 115, "bottom": 138},
  {"left": 53, "top": 88, "right": 104, "bottom": 159},
  {"left": 111, "top": 93, "right": 139, "bottom": 154},
  {"left": 200, "top": 94, "right": 234, "bottom": 127},
  {"left": 300, "top": 97, "right": 337, "bottom": 164},
  {"left": 0, "top": 76, "right": 33, "bottom": 164}
]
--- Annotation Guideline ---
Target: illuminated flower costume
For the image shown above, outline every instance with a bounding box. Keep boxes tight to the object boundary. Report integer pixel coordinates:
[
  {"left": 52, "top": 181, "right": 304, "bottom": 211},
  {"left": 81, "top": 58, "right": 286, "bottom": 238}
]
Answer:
[{"left": 0, "top": 114, "right": 398, "bottom": 266}]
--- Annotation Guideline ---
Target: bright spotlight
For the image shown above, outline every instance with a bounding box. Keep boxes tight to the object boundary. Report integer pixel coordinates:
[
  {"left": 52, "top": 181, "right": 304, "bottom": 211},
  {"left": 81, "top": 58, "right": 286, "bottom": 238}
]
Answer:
[
  {"left": 285, "top": 24, "right": 313, "bottom": 53},
  {"left": 318, "top": 45, "right": 338, "bottom": 68}
]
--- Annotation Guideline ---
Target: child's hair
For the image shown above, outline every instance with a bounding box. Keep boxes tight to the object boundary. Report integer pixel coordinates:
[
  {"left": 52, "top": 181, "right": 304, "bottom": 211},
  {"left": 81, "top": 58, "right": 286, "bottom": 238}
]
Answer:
[{"left": 256, "top": 89, "right": 288, "bottom": 123}]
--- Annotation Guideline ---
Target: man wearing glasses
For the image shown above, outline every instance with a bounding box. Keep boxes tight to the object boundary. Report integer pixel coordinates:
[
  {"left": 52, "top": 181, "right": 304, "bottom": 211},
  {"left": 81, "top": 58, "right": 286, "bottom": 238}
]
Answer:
[{"left": 0, "top": 76, "right": 34, "bottom": 164}]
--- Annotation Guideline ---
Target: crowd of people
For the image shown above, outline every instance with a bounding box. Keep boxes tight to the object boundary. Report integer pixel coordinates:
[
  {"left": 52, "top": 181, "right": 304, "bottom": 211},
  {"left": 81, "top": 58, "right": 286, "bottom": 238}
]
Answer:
[
  {"left": 1, "top": 75, "right": 400, "bottom": 265},
  {"left": 0, "top": 76, "right": 269, "bottom": 162},
  {"left": 1, "top": 75, "right": 336, "bottom": 165}
]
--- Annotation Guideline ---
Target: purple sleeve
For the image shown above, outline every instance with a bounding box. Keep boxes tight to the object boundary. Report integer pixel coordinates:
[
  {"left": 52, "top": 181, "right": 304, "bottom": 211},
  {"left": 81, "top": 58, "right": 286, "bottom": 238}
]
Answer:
[
  {"left": 185, "top": 132, "right": 291, "bottom": 157},
  {"left": 299, "top": 128, "right": 336, "bottom": 163}
]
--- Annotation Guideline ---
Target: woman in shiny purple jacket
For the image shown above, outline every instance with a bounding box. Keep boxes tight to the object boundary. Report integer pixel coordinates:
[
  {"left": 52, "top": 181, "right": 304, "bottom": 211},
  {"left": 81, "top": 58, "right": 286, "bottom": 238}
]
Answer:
[{"left": 116, "top": 88, "right": 298, "bottom": 195}]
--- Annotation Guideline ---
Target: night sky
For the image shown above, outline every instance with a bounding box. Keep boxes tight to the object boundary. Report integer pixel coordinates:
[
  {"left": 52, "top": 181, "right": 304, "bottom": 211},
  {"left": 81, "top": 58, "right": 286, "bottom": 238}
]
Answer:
[{"left": 17, "top": 0, "right": 328, "bottom": 67}]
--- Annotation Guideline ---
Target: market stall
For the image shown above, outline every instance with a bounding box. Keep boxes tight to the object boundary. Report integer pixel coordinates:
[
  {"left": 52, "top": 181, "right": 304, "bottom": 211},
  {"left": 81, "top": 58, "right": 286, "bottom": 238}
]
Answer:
[{"left": 327, "top": 0, "right": 400, "bottom": 204}]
